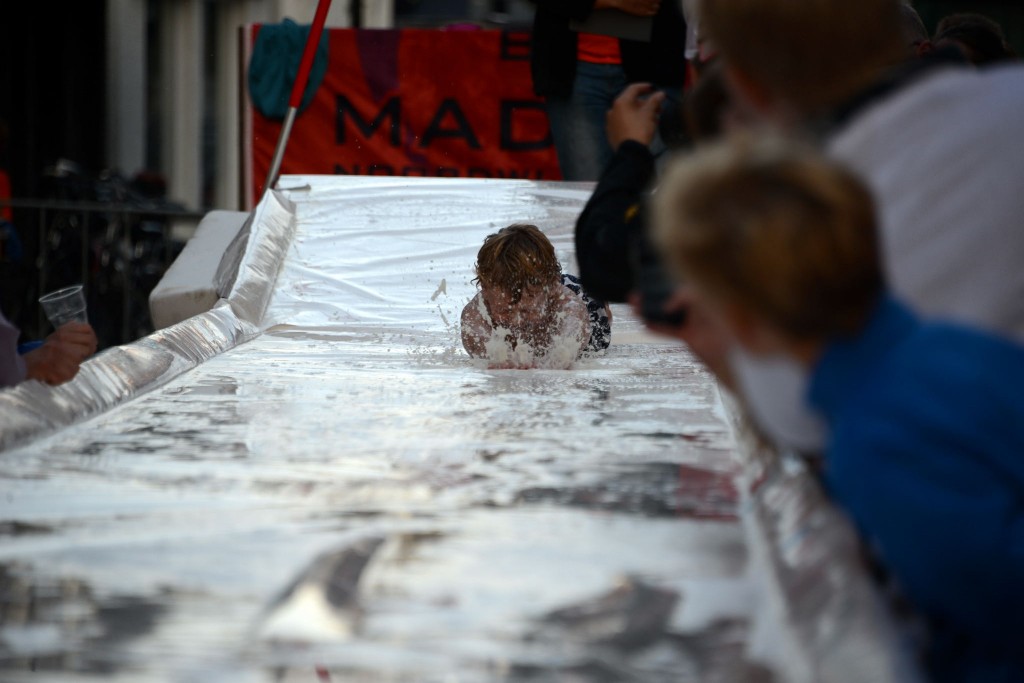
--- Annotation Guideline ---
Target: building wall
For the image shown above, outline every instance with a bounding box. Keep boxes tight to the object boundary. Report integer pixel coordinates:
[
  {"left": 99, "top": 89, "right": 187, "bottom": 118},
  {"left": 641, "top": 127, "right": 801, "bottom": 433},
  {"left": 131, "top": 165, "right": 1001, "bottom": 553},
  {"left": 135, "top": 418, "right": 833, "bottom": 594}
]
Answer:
[{"left": 103, "top": 0, "right": 395, "bottom": 213}]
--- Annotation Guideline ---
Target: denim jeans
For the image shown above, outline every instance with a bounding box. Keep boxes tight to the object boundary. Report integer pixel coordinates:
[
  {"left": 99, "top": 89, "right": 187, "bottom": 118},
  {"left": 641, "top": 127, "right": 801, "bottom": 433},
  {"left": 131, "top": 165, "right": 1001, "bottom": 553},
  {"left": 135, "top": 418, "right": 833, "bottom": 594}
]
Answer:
[
  {"left": 545, "top": 61, "right": 681, "bottom": 181},
  {"left": 545, "top": 61, "right": 629, "bottom": 182}
]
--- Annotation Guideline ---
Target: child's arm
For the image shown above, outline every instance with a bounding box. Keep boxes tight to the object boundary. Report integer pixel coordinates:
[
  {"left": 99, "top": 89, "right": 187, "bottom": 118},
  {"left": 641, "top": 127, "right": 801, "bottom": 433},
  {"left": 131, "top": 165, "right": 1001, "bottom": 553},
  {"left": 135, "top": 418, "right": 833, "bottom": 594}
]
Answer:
[
  {"left": 460, "top": 295, "right": 492, "bottom": 358},
  {"left": 568, "top": 297, "right": 591, "bottom": 354},
  {"left": 549, "top": 293, "right": 590, "bottom": 363}
]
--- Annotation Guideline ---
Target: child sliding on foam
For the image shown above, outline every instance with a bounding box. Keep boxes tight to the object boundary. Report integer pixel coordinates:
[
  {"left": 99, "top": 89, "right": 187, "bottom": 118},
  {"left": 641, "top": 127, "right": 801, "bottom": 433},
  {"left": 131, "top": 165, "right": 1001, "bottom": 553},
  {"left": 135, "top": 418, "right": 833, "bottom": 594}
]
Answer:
[{"left": 461, "top": 224, "right": 611, "bottom": 369}]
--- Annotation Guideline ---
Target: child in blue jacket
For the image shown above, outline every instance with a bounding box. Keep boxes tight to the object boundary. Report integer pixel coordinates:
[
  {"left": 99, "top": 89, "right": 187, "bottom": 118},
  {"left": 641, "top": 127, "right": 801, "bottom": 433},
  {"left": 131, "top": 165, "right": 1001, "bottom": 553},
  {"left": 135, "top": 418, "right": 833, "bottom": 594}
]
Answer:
[{"left": 651, "top": 136, "right": 1024, "bottom": 683}]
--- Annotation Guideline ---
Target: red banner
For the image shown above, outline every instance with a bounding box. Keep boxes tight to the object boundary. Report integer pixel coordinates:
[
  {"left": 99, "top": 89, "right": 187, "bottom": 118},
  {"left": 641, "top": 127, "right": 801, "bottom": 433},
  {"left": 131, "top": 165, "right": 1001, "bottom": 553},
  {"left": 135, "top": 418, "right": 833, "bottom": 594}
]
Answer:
[{"left": 246, "top": 28, "right": 562, "bottom": 207}]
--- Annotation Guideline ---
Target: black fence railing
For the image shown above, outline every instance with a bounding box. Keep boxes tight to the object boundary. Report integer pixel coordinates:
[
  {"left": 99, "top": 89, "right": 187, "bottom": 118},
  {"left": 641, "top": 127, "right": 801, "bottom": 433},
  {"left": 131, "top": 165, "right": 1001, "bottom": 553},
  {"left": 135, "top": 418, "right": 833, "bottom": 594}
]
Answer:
[{"left": 1, "top": 197, "right": 205, "bottom": 351}]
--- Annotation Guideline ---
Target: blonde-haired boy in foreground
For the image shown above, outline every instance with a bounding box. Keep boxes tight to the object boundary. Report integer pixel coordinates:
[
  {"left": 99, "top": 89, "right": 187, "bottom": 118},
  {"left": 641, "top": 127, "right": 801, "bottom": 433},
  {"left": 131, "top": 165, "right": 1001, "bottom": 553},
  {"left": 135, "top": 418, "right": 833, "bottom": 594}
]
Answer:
[{"left": 652, "top": 137, "right": 1024, "bottom": 682}]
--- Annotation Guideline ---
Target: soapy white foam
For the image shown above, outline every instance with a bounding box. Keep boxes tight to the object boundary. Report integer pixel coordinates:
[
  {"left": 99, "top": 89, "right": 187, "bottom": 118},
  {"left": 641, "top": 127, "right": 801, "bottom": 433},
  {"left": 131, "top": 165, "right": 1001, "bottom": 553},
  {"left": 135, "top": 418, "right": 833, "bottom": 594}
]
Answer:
[{"left": 467, "top": 284, "right": 590, "bottom": 370}]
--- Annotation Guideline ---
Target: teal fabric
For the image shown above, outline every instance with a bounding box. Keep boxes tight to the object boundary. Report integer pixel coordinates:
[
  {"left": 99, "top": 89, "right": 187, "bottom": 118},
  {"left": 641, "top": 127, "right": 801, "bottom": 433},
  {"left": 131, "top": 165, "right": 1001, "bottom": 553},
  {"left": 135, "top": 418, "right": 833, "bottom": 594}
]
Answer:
[{"left": 248, "top": 18, "right": 330, "bottom": 119}]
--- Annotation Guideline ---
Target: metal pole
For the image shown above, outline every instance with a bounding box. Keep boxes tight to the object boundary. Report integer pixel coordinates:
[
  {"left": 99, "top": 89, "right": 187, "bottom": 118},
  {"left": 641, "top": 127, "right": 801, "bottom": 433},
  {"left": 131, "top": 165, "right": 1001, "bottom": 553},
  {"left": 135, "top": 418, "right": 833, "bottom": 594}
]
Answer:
[
  {"left": 263, "top": 106, "right": 298, "bottom": 196},
  {"left": 261, "top": 0, "right": 333, "bottom": 199}
]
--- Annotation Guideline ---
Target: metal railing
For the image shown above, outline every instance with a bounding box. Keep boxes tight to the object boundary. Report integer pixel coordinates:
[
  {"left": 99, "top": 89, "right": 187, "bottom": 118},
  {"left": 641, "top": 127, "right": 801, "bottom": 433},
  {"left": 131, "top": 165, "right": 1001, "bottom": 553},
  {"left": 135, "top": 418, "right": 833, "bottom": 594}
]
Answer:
[{"left": 1, "top": 198, "right": 205, "bottom": 349}]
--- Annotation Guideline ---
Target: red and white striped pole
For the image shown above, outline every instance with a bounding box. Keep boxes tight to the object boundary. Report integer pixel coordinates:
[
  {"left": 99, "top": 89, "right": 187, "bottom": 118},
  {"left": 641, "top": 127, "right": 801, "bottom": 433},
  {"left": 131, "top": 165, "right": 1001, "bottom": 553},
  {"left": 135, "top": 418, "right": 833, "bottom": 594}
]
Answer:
[{"left": 261, "top": 0, "right": 333, "bottom": 199}]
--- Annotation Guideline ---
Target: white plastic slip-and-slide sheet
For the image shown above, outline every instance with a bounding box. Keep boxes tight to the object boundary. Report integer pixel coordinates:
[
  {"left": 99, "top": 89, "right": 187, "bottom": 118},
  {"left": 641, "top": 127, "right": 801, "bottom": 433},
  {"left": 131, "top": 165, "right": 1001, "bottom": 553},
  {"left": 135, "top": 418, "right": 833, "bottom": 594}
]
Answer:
[{"left": 0, "top": 177, "right": 770, "bottom": 681}]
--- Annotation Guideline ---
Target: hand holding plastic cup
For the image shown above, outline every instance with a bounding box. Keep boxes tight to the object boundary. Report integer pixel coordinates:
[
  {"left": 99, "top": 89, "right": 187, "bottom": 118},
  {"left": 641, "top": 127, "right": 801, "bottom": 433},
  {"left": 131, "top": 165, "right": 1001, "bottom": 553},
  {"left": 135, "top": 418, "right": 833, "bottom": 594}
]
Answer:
[{"left": 39, "top": 284, "right": 88, "bottom": 329}]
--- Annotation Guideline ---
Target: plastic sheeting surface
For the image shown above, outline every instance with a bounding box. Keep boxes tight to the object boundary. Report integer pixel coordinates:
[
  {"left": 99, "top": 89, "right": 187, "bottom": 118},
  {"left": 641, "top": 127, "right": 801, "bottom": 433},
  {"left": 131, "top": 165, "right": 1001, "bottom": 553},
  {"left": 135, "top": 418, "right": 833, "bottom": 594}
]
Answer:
[
  {"left": 0, "top": 177, "right": 766, "bottom": 682},
  {"left": 0, "top": 189, "right": 295, "bottom": 453},
  {"left": 0, "top": 177, "right": 921, "bottom": 683}
]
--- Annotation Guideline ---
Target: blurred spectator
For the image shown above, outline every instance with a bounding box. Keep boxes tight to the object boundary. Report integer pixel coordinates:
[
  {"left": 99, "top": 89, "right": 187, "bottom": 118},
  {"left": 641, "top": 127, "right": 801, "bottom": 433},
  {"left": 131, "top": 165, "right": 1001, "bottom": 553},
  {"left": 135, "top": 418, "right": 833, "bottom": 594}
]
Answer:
[
  {"left": 682, "top": 0, "right": 714, "bottom": 85},
  {"left": 530, "top": 0, "right": 687, "bottom": 180},
  {"left": 0, "top": 119, "right": 10, "bottom": 224},
  {"left": 652, "top": 136, "right": 1024, "bottom": 683},
  {"left": 899, "top": 2, "right": 932, "bottom": 56},
  {"left": 681, "top": 60, "right": 731, "bottom": 142},
  {"left": 667, "top": 0, "right": 1024, "bottom": 454},
  {"left": 0, "top": 119, "right": 21, "bottom": 264},
  {"left": 574, "top": 62, "right": 733, "bottom": 303},
  {"left": 933, "top": 12, "right": 1018, "bottom": 66},
  {"left": 1, "top": 310, "right": 97, "bottom": 388},
  {"left": 703, "top": 0, "right": 908, "bottom": 121}
]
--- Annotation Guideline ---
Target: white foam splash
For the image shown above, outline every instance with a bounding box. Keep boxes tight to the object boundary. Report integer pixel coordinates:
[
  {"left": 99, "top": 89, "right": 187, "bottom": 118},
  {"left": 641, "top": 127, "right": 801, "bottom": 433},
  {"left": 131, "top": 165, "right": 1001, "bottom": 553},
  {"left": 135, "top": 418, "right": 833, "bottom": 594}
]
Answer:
[
  {"left": 430, "top": 279, "right": 447, "bottom": 302},
  {"left": 472, "top": 290, "right": 588, "bottom": 370}
]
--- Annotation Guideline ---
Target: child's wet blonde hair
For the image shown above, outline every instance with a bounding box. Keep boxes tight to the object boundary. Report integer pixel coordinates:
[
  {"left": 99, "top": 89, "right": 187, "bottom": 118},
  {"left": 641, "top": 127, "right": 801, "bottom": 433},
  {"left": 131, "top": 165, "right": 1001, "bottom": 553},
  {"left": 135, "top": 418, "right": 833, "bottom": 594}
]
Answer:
[
  {"left": 653, "top": 135, "right": 885, "bottom": 340},
  {"left": 474, "top": 224, "right": 562, "bottom": 303}
]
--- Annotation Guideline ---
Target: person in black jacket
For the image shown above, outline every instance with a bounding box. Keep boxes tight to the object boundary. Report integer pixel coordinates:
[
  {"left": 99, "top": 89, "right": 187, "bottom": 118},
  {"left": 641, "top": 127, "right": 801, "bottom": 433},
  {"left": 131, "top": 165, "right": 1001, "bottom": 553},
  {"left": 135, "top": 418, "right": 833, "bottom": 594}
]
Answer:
[
  {"left": 573, "top": 72, "right": 740, "bottom": 384},
  {"left": 530, "top": 0, "right": 687, "bottom": 180},
  {"left": 571, "top": 83, "right": 661, "bottom": 302},
  {"left": 574, "top": 63, "right": 732, "bottom": 301}
]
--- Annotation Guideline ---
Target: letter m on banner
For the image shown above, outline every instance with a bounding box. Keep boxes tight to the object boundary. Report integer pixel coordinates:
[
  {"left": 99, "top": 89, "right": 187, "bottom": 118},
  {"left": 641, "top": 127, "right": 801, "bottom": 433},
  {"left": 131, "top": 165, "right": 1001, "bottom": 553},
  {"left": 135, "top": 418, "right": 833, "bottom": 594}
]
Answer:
[{"left": 336, "top": 96, "right": 400, "bottom": 146}]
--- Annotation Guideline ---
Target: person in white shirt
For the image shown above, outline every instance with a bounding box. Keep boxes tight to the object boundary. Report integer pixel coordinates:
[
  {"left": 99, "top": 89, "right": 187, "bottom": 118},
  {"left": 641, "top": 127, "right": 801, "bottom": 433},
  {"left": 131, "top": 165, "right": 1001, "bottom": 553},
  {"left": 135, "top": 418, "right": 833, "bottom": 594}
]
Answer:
[{"left": 651, "top": 0, "right": 1024, "bottom": 451}]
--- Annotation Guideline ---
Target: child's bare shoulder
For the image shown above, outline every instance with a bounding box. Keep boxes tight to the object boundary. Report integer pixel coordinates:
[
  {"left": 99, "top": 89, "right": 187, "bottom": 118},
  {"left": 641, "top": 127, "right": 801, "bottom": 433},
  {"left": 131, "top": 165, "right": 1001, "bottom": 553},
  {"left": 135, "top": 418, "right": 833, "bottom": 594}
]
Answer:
[{"left": 461, "top": 292, "right": 484, "bottom": 318}]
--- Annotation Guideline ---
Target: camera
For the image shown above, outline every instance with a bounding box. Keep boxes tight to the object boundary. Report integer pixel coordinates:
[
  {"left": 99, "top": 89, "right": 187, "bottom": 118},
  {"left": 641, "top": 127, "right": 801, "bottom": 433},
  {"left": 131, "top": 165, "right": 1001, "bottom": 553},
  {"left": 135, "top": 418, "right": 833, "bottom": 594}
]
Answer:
[
  {"left": 657, "top": 92, "right": 693, "bottom": 153},
  {"left": 630, "top": 219, "right": 687, "bottom": 327}
]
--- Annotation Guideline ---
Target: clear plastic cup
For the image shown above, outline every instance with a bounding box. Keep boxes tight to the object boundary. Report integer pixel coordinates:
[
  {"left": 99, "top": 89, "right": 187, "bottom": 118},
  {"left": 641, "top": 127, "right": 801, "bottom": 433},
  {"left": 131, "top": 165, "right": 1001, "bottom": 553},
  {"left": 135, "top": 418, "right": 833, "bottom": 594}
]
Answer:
[{"left": 39, "top": 284, "right": 88, "bottom": 328}]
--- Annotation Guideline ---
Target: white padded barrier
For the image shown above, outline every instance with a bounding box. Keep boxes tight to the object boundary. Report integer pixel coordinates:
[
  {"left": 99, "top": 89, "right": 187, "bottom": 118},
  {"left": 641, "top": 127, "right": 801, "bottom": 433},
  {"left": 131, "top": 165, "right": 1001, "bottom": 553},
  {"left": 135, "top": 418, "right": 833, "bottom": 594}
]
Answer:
[{"left": 148, "top": 209, "right": 250, "bottom": 329}]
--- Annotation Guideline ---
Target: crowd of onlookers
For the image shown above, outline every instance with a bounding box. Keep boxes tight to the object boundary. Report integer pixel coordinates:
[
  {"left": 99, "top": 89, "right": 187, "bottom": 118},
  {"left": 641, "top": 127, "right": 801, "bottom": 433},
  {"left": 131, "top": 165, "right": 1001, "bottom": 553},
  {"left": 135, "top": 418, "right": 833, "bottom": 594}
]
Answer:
[{"left": 526, "top": 0, "right": 1022, "bottom": 680}]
